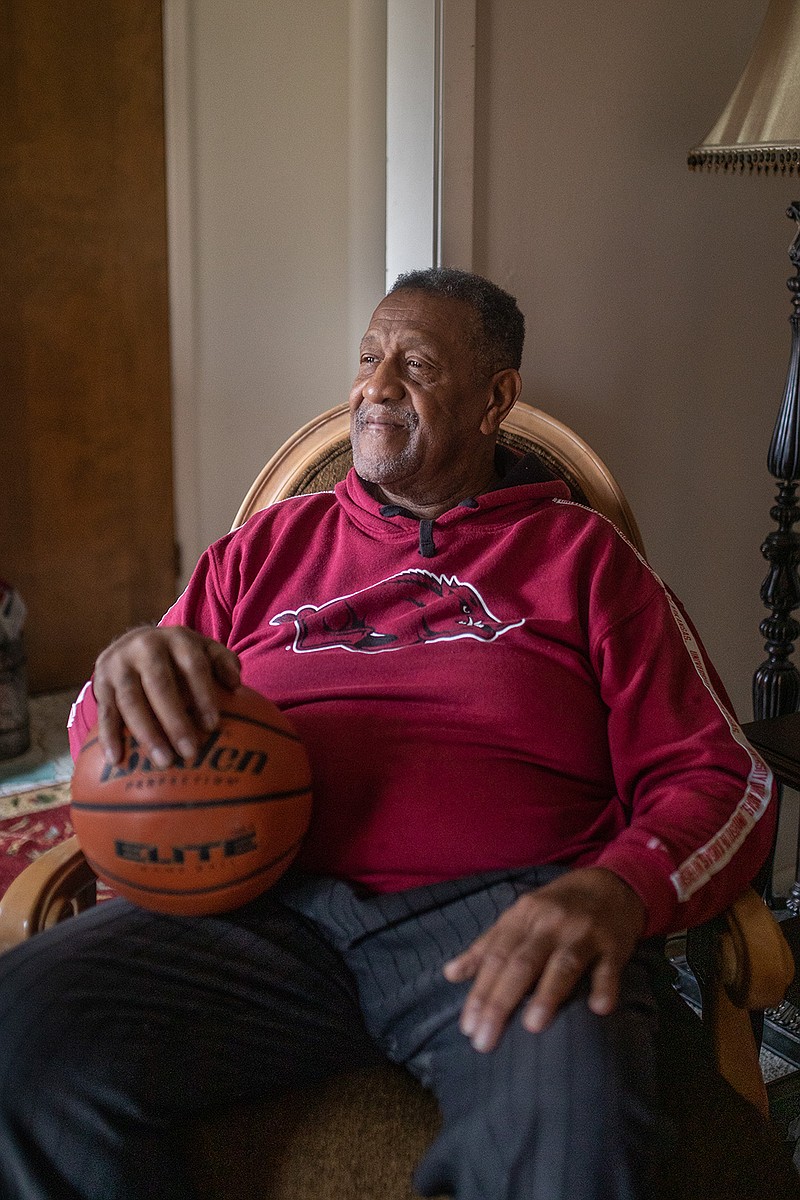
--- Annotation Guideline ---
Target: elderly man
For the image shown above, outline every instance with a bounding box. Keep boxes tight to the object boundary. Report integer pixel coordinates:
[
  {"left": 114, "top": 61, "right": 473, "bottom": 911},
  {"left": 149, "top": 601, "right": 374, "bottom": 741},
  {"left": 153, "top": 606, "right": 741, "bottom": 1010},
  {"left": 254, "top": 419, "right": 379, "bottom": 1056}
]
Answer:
[{"left": 0, "top": 270, "right": 792, "bottom": 1199}]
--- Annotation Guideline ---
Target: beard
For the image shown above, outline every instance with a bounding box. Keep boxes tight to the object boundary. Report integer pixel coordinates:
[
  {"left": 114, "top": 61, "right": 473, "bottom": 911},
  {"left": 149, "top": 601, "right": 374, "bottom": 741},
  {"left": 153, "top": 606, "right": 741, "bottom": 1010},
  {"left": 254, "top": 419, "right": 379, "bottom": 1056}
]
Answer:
[{"left": 351, "top": 403, "right": 421, "bottom": 484}]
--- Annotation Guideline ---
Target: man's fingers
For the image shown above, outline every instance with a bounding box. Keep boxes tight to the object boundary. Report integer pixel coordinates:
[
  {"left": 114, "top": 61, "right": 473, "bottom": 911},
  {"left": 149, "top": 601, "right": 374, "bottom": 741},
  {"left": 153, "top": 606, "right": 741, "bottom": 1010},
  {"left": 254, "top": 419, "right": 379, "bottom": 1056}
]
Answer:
[
  {"left": 443, "top": 869, "right": 647, "bottom": 1051},
  {"left": 460, "top": 944, "right": 547, "bottom": 1052},
  {"left": 443, "top": 944, "right": 483, "bottom": 982},
  {"left": 167, "top": 636, "right": 239, "bottom": 740},
  {"left": 93, "top": 626, "right": 242, "bottom": 765},
  {"left": 96, "top": 672, "right": 173, "bottom": 768},
  {"left": 523, "top": 951, "right": 623, "bottom": 1033},
  {"left": 207, "top": 642, "right": 242, "bottom": 690},
  {"left": 140, "top": 656, "right": 212, "bottom": 763},
  {"left": 521, "top": 946, "right": 591, "bottom": 1034},
  {"left": 113, "top": 632, "right": 205, "bottom": 763},
  {"left": 96, "top": 690, "right": 126, "bottom": 766},
  {"left": 586, "top": 957, "right": 622, "bottom": 1018},
  {"left": 446, "top": 900, "right": 551, "bottom": 1053}
]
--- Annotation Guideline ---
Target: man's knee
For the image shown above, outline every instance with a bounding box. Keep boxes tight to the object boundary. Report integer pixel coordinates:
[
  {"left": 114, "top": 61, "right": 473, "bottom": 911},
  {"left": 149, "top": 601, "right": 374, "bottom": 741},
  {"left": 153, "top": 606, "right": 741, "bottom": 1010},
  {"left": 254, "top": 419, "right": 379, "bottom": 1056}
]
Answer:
[{"left": 412, "top": 994, "right": 660, "bottom": 1200}]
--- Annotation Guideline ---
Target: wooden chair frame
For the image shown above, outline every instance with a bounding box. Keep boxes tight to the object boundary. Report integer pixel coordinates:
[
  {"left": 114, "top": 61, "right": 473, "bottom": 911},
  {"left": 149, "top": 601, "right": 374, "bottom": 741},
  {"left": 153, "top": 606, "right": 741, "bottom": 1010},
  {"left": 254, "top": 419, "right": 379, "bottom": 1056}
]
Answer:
[{"left": 232, "top": 402, "right": 644, "bottom": 551}]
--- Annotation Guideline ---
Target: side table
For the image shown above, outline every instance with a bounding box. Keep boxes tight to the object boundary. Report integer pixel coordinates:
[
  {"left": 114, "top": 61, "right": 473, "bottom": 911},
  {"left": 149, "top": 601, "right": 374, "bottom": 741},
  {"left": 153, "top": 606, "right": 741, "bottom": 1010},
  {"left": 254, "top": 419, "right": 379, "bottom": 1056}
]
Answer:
[{"left": 742, "top": 711, "right": 800, "bottom": 799}]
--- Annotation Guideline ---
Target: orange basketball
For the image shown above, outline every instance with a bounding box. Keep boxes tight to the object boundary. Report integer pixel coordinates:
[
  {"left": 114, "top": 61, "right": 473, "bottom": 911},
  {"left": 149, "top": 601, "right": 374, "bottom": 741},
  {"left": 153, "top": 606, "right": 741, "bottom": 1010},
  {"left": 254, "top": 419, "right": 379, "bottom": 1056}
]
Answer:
[{"left": 70, "top": 684, "right": 312, "bottom": 916}]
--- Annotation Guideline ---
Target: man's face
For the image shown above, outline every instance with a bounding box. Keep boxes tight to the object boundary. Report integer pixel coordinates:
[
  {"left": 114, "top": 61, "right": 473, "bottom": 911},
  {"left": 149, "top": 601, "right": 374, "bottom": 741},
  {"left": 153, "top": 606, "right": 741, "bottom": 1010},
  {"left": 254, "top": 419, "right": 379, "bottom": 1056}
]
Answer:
[{"left": 349, "top": 290, "right": 495, "bottom": 509}]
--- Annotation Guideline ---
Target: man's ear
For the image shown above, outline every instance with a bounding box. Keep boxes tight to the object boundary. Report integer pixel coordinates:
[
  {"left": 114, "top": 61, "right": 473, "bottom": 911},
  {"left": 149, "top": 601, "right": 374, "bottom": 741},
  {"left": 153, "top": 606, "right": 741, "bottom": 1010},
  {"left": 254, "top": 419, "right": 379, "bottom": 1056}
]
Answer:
[{"left": 480, "top": 368, "right": 522, "bottom": 436}]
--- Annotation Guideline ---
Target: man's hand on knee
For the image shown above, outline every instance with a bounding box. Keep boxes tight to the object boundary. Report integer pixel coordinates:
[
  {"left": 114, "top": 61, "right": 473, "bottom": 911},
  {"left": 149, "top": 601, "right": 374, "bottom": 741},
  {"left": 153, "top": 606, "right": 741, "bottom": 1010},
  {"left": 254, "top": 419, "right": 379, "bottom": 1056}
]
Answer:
[{"left": 443, "top": 867, "right": 647, "bottom": 1053}]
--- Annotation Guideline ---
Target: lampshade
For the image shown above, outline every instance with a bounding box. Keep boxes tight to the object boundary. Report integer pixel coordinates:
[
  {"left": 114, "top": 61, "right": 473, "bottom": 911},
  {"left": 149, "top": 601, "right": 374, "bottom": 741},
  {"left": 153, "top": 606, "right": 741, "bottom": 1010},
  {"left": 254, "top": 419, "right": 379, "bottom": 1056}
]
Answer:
[{"left": 688, "top": 0, "right": 800, "bottom": 172}]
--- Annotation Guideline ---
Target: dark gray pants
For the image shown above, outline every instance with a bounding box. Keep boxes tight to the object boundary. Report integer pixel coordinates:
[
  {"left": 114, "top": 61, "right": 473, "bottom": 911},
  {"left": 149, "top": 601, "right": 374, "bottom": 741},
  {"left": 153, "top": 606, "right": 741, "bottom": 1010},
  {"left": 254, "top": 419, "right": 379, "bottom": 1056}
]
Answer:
[{"left": 0, "top": 866, "right": 793, "bottom": 1200}]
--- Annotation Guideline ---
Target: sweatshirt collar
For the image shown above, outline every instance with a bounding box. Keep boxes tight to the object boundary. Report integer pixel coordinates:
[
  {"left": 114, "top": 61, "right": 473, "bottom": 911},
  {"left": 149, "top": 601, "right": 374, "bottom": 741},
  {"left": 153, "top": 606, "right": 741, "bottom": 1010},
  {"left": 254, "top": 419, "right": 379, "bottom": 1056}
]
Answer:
[{"left": 342, "top": 447, "right": 570, "bottom": 558}]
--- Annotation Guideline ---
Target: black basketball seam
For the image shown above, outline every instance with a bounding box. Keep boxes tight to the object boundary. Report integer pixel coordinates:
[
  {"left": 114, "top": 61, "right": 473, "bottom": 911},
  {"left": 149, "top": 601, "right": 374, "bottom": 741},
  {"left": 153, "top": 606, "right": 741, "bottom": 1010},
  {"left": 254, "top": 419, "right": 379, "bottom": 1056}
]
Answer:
[
  {"left": 217, "top": 710, "right": 302, "bottom": 742},
  {"left": 82, "top": 838, "right": 303, "bottom": 898},
  {"left": 71, "top": 785, "right": 311, "bottom": 813}
]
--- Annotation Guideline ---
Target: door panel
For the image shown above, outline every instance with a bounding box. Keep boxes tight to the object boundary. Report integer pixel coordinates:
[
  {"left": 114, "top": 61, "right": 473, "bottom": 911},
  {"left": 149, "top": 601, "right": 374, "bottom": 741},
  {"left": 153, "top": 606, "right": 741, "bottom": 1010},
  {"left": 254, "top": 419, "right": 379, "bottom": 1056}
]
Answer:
[{"left": 0, "top": 0, "right": 175, "bottom": 693}]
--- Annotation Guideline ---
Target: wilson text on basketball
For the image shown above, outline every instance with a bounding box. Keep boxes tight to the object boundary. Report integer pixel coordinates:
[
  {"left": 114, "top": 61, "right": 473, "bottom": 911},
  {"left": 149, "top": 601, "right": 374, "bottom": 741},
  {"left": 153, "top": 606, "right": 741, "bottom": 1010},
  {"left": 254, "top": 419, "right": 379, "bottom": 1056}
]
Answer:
[{"left": 99, "top": 731, "right": 270, "bottom": 781}]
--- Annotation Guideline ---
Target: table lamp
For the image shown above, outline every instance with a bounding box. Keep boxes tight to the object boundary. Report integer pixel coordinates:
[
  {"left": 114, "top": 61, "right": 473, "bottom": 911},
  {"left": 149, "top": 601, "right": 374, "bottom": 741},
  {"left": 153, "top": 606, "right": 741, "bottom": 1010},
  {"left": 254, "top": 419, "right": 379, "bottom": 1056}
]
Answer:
[{"left": 689, "top": 0, "right": 800, "bottom": 724}]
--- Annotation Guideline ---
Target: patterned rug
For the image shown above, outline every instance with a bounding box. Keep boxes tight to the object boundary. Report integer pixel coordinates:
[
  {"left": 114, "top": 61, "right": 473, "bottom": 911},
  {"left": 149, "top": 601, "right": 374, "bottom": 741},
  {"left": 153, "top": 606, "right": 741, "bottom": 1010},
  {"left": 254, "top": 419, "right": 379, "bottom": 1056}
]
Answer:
[
  {"left": 0, "top": 689, "right": 77, "bottom": 898},
  {"left": 0, "top": 780, "right": 74, "bottom": 897}
]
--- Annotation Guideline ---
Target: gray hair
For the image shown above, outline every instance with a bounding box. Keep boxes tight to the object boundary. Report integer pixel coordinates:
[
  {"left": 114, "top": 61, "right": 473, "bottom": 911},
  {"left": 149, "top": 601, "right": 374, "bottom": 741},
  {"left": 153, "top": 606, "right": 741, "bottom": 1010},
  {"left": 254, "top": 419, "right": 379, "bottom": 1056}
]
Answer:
[{"left": 389, "top": 267, "right": 525, "bottom": 376}]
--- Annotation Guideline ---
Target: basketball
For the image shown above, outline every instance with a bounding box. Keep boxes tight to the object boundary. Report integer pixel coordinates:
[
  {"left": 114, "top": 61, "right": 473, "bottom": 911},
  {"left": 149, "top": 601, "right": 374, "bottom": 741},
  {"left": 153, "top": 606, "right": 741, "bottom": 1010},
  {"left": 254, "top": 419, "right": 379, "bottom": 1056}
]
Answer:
[{"left": 70, "top": 684, "right": 312, "bottom": 916}]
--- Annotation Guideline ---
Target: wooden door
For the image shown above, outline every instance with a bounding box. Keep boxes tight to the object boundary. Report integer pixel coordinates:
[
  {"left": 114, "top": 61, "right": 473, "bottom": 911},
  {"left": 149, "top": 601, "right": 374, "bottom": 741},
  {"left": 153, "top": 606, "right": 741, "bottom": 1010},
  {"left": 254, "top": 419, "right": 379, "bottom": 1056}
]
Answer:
[{"left": 0, "top": 0, "right": 176, "bottom": 693}]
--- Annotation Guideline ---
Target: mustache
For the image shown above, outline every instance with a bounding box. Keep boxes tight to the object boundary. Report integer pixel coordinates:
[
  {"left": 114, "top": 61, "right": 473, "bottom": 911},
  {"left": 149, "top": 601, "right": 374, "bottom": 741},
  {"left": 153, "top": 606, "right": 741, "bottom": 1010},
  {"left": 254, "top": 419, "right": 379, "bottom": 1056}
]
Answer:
[{"left": 354, "top": 404, "right": 418, "bottom": 432}]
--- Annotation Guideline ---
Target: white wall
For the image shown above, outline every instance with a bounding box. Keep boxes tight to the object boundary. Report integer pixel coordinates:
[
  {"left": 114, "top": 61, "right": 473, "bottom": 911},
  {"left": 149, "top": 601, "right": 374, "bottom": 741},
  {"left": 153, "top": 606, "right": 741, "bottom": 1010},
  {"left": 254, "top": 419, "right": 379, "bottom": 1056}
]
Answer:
[
  {"left": 172, "top": 0, "right": 385, "bottom": 572},
  {"left": 473, "top": 0, "right": 792, "bottom": 725},
  {"left": 171, "top": 0, "right": 798, "bottom": 885}
]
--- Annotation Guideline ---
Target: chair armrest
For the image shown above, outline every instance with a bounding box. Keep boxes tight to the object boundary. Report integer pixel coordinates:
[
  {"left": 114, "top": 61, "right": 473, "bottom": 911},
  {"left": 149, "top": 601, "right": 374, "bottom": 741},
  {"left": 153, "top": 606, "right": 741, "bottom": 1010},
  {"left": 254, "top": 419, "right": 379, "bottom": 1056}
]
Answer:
[
  {"left": 717, "top": 887, "right": 794, "bottom": 1008},
  {"left": 0, "top": 835, "right": 96, "bottom": 953},
  {"left": 686, "top": 887, "right": 794, "bottom": 1118}
]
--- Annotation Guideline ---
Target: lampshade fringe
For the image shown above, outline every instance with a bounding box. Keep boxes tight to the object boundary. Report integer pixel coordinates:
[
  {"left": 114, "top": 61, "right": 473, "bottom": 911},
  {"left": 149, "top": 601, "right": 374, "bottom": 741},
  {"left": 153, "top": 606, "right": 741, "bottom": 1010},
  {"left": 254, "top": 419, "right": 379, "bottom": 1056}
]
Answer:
[{"left": 688, "top": 147, "right": 800, "bottom": 174}]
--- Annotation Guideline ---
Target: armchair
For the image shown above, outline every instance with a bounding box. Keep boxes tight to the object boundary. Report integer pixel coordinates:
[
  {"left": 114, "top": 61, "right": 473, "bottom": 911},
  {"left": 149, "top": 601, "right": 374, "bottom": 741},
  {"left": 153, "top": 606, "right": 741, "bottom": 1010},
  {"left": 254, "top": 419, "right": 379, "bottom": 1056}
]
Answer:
[{"left": 0, "top": 401, "right": 794, "bottom": 1198}]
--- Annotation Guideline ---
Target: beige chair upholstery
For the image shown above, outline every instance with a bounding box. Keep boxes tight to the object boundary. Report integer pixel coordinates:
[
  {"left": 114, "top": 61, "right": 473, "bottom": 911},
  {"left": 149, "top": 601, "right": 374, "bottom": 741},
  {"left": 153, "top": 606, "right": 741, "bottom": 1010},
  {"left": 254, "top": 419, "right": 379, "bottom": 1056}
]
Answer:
[{"left": 0, "top": 401, "right": 793, "bottom": 1198}]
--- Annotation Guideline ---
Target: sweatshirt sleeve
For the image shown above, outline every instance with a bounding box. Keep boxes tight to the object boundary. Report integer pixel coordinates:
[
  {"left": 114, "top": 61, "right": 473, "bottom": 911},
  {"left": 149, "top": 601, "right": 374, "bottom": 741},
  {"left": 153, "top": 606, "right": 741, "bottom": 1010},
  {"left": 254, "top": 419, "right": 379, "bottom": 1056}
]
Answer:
[
  {"left": 67, "top": 545, "right": 234, "bottom": 761},
  {"left": 590, "top": 564, "right": 775, "bottom": 937}
]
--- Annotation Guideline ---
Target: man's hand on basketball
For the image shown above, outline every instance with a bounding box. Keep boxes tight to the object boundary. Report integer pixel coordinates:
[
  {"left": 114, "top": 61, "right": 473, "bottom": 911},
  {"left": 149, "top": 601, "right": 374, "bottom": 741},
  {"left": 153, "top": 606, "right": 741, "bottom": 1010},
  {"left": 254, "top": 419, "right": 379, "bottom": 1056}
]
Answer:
[
  {"left": 94, "top": 625, "right": 241, "bottom": 768},
  {"left": 443, "top": 867, "right": 647, "bottom": 1052}
]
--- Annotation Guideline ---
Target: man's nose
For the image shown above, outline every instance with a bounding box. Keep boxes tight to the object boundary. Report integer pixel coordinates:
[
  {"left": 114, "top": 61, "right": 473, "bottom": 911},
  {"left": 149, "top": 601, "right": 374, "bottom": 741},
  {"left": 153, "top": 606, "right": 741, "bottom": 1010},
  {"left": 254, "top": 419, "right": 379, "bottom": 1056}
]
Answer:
[{"left": 361, "top": 357, "right": 404, "bottom": 404}]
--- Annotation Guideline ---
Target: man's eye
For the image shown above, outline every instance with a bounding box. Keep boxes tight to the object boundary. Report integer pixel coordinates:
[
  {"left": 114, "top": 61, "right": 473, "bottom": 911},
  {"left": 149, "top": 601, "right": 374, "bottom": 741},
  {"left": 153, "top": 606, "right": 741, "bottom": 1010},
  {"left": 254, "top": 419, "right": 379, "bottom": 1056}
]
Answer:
[
  {"left": 407, "top": 358, "right": 424, "bottom": 369},
  {"left": 360, "top": 355, "right": 378, "bottom": 365}
]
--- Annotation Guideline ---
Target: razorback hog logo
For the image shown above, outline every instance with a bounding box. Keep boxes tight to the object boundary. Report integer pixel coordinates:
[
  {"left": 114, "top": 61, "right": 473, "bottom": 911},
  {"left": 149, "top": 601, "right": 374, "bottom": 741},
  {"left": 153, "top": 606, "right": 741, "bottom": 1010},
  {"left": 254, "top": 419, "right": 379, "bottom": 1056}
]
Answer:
[{"left": 270, "top": 570, "right": 524, "bottom": 653}]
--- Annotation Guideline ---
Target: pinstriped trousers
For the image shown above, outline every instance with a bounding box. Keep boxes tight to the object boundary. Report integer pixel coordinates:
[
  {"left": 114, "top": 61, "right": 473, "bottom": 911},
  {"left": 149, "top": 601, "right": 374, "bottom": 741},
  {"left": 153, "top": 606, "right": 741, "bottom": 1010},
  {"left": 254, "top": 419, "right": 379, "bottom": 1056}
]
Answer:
[{"left": 0, "top": 865, "right": 779, "bottom": 1200}]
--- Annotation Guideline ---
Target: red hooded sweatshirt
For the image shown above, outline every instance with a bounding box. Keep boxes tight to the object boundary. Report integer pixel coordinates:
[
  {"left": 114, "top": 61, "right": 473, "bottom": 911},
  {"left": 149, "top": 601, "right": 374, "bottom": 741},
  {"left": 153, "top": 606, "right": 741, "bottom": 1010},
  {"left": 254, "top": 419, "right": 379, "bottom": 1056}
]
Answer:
[{"left": 69, "top": 456, "right": 775, "bottom": 937}]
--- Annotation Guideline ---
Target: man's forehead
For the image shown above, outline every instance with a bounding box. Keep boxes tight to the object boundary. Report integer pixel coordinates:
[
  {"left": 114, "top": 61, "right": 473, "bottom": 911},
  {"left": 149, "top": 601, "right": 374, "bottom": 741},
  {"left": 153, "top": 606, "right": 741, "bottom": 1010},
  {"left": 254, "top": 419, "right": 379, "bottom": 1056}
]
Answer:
[{"left": 362, "top": 290, "right": 475, "bottom": 344}]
